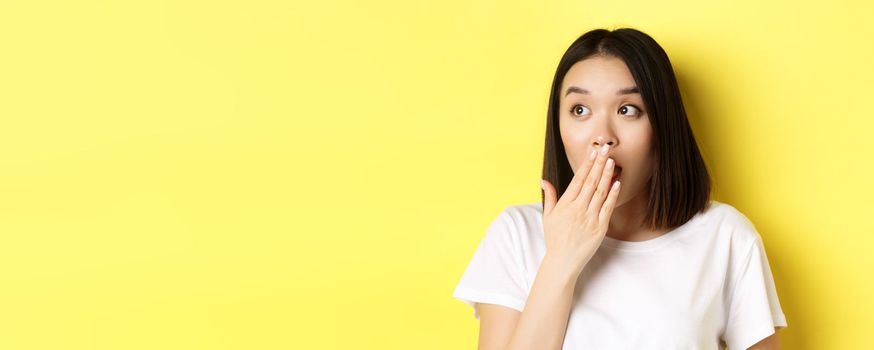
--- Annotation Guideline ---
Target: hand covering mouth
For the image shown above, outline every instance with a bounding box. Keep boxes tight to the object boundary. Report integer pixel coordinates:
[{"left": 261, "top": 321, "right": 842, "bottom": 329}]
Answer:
[{"left": 611, "top": 165, "right": 623, "bottom": 183}]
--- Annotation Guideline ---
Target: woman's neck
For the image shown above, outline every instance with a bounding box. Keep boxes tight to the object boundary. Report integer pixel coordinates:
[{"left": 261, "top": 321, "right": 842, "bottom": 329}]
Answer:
[{"left": 606, "top": 191, "right": 668, "bottom": 242}]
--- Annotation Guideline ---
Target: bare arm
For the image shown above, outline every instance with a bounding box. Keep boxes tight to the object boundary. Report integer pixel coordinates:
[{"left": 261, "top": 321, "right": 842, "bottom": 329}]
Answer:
[
  {"left": 477, "top": 255, "right": 579, "bottom": 350},
  {"left": 746, "top": 329, "right": 781, "bottom": 350},
  {"left": 504, "top": 255, "right": 578, "bottom": 350},
  {"left": 476, "top": 145, "right": 620, "bottom": 350}
]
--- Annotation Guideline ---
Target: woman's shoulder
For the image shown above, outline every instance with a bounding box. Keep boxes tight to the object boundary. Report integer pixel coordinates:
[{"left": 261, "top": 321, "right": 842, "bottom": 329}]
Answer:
[
  {"left": 702, "top": 200, "right": 763, "bottom": 244},
  {"left": 498, "top": 201, "right": 544, "bottom": 228},
  {"left": 485, "top": 201, "right": 544, "bottom": 240},
  {"left": 501, "top": 201, "right": 544, "bottom": 218}
]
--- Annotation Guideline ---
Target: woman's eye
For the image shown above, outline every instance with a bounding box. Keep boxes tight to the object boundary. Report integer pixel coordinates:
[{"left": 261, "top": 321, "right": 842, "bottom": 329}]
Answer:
[
  {"left": 570, "top": 104, "right": 590, "bottom": 116},
  {"left": 619, "top": 104, "right": 641, "bottom": 117}
]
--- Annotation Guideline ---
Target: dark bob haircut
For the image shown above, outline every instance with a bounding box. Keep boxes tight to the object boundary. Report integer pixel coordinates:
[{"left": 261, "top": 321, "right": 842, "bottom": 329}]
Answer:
[{"left": 541, "top": 27, "right": 712, "bottom": 231}]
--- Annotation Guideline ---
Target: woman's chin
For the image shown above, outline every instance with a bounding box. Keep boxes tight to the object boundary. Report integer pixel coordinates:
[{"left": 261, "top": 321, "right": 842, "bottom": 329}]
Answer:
[{"left": 613, "top": 188, "right": 641, "bottom": 209}]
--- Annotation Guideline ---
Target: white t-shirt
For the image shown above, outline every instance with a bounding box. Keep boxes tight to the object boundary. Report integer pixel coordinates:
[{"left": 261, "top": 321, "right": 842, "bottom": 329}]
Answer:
[{"left": 452, "top": 200, "right": 788, "bottom": 349}]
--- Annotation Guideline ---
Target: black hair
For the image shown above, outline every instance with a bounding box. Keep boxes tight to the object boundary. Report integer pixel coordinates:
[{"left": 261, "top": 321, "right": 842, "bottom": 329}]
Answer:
[{"left": 541, "top": 27, "right": 712, "bottom": 230}]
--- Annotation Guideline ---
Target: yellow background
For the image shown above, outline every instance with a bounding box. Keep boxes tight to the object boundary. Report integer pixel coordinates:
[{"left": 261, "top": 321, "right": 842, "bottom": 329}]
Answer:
[{"left": 1, "top": 0, "right": 871, "bottom": 349}]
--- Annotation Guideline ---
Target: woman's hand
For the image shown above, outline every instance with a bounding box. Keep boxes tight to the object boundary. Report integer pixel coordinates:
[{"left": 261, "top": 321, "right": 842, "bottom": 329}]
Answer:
[{"left": 540, "top": 144, "right": 621, "bottom": 278}]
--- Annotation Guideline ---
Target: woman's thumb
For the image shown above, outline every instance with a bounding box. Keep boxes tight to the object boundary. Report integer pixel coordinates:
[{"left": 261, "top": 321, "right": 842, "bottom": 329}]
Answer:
[{"left": 540, "top": 179, "right": 556, "bottom": 214}]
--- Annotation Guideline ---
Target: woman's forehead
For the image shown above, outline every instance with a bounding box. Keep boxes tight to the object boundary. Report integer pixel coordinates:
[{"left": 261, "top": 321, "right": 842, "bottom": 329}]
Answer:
[{"left": 562, "top": 56, "right": 636, "bottom": 92}]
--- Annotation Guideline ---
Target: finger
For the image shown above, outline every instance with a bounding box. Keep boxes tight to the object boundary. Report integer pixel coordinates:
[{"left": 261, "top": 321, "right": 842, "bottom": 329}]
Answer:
[
  {"left": 598, "top": 180, "right": 621, "bottom": 224},
  {"left": 563, "top": 148, "right": 599, "bottom": 202},
  {"left": 587, "top": 157, "right": 616, "bottom": 215},
  {"left": 575, "top": 144, "right": 611, "bottom": 207},
  {"left": 541, "top": 179, "right": 556, "bottom": 215}
]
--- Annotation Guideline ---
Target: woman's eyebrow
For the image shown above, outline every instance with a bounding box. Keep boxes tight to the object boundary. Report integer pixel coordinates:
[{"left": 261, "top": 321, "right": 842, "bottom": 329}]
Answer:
[{"left": 564, "top": 86, "right": 640, "bottom": 96}]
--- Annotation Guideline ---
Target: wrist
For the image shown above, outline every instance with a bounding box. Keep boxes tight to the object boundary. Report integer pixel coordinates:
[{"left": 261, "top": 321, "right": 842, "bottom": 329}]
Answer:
[{"left": 539, "top": 253, "right": 583, "bottom": 289}]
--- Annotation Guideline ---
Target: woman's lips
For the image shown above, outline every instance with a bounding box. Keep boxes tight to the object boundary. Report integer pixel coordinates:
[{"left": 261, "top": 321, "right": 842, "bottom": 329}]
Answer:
[{"left": 612, "top": 166, "right": 623, "bottom": 183}]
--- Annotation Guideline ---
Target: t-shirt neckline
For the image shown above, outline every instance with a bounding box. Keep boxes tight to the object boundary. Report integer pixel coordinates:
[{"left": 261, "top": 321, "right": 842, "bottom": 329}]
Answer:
[
  {"left": 598, "top": 203, "right": 711, "bottom": 252},
  {"left": 532, "top": 201, "right": 713, "bottom": 252}
]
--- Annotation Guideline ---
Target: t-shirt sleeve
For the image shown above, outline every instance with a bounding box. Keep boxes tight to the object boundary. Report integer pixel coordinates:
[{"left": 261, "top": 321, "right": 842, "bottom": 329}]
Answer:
[
  {"left": 722, "top": 232, "right": 788, "bottom": 349},
  {"left": 452, "top": 208, "right": 529, "bottom": 320}
]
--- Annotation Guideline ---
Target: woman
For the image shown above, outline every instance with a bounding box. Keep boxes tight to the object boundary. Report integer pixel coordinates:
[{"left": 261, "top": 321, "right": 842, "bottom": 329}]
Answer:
[{"left": 452, "top": 28, "right": 788, "bottom": 349}]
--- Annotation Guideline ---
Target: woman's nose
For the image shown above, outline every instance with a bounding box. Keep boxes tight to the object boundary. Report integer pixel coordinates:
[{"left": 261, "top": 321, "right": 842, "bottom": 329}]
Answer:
[
  {"left": 592, "top": 138, "right": 617, "bottom": 148},
  {"left": 589, "top": 114, "right": 618, "bottom": 148}
]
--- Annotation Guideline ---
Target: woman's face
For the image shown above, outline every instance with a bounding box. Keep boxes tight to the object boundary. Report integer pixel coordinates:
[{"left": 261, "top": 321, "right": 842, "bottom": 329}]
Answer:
[{"left": 559, "top": 55, "right": 655, "bottom": 208}]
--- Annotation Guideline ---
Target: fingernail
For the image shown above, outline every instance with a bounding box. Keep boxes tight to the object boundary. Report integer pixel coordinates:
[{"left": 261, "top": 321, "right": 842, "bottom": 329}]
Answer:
[
  {"left": 589, "top": 149, "right": 597, "bottom": 160},
  {"left": 600, "top": 144, "right": 611, "bottom": 155}
]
